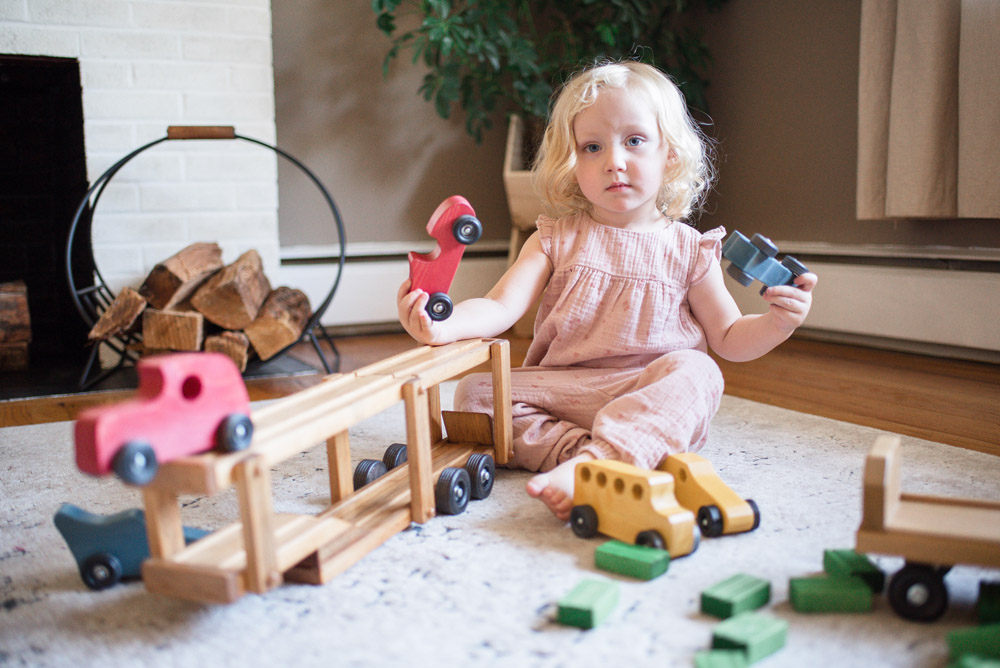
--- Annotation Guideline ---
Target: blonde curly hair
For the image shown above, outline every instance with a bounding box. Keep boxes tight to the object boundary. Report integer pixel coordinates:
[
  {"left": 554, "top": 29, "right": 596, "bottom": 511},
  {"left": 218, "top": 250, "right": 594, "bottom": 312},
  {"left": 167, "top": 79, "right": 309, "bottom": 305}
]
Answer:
[{"left": 533, "top": 61, "right": 715, "bottom": 222}]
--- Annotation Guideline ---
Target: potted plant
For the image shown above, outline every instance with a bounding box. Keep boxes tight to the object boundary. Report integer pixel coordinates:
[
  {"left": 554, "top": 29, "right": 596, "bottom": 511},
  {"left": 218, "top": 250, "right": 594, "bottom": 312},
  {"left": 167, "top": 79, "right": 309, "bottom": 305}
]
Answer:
[
  {"left": 372, "top": 0, "right": 728, "bottom": 332},
  {"left": 372, "top": 0, "right": 727, "bottom": 144}
]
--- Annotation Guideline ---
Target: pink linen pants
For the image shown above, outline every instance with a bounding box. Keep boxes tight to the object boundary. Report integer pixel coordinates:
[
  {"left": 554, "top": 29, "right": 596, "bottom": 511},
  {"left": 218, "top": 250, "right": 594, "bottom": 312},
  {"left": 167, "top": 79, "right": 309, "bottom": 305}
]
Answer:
[{"left": 454, "top": 348, "right": 724, "bottom": 472}]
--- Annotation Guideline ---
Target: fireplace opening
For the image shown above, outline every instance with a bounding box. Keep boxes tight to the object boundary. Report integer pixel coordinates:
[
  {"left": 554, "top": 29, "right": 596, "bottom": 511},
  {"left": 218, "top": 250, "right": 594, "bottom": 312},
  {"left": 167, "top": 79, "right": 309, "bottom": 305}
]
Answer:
[{"left": 0, "top": 55, "right": 95, "bottom": 399}]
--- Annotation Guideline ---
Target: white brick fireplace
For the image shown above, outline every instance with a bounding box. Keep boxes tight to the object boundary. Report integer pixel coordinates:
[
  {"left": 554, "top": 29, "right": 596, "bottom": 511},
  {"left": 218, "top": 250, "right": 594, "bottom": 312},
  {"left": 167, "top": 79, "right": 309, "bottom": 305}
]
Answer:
[{"left": 0, "top": 0, "right": 281, "bottom": 295}]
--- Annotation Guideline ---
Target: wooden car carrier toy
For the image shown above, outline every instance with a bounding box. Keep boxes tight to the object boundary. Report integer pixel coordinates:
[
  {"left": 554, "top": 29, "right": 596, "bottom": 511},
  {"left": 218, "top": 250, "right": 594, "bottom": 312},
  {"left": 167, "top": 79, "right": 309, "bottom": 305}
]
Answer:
[
  {"left": 128, "top": 338, "right": 511, "bottom": 604},
  {"left": 855, "top": 434, "right": 1000, "bottom": 622}
]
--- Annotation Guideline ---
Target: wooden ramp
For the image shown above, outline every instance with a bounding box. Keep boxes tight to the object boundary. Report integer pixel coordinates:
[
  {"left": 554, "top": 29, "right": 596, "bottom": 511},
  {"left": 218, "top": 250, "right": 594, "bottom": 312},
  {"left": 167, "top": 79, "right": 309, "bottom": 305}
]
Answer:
[{"left": 140, "top": 339, "right": 512, "bottom": 604}]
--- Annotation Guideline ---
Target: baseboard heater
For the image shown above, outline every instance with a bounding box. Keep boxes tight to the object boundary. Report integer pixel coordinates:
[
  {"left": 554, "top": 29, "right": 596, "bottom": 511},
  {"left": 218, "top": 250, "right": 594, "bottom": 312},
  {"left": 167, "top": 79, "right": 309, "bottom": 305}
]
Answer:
[{"left": 726, "top": 242, "right": 1000, "bottom": 364}]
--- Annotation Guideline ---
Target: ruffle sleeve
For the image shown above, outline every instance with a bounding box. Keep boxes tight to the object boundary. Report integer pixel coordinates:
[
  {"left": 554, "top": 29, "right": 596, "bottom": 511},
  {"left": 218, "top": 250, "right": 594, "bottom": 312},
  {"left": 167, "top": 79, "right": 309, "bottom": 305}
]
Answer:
[
  {"left": 534, "top": 215, "right": 556, "bottom": 261},
  {"left": 688, "top": 226, "right": 726, "bottom": 286}
]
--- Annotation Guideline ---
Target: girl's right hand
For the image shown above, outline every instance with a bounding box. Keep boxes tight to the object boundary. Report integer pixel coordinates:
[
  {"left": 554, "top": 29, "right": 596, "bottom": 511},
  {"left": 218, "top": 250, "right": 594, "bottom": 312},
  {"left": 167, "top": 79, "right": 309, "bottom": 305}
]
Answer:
[{"left": 397, "top": 280, "right": 450, "bottom": 345}]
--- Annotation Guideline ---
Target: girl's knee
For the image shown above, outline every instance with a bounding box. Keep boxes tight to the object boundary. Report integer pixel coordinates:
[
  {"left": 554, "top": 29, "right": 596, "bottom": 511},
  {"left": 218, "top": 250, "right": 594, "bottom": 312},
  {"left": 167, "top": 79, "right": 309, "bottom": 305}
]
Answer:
[
  {"left": 454, "top": 373, "right": 493, "bottom": 412},
  {"left": 647, "top": 349, "right": 723, "bottom": 390}
]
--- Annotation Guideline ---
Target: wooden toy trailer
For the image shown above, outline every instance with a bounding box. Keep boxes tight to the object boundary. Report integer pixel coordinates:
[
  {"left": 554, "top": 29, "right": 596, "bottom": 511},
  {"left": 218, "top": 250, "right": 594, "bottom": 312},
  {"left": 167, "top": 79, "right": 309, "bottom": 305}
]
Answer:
[
  {"left": 855, "top": 434, "right": 1000, "bottom": 622},
  {"left": 138, "top": 338, "right": 512, "bottom": 604}
]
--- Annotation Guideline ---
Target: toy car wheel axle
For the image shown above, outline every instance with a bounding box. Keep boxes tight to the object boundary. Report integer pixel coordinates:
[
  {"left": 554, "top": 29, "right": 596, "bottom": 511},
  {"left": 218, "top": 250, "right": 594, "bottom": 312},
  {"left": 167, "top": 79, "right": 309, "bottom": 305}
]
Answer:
[
  {"left": 436, "top": 467, "right": 471, "bottom": 515},
  {"left": 353, "top": 459, "right": 388, "bottom": 489},
  {"left": 887, "top": 563, "right": 949, "bottom": 622},
  {"left": 635, "top": 530, "right": 666, "bottom": 550},
  {"left": 81, "top": 552, "right": 123, "bottom": 590},
  {"left": 112, "top": 441, "right": 158, "bottom": 486},
  {"left": 570, "top": 505, "right": 599, "bottom": 538},
  {"left": 697, "top": 505, "right": 724, "bottom": 537},
  {"left": 452, "top": 215, "right": 482, "bottom": 245},
  {"left": 465, "top": 453, "right": 495, "bottom": 500},
  {"left": 426, "top": 292, "right": 454, "bottom": 321},
  {"left": 217, "top": 413, "right": 253, "bottom": 452},
  {"left": 382, "top": 443, "right": 408, "bottom": 470}
]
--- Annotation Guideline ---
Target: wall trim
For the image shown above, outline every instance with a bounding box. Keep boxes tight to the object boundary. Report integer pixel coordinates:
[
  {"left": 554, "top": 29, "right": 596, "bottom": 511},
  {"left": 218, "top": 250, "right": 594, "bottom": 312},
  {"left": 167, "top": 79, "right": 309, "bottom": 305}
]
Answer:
[
  {"left": 725, "top": 260, "right": 1000, "bottom": 360},
  {"left": 776, "top": 240, "right": 1000, "bottom": 263},
  {"left": 278, "top": 241, "right": 508, "bottom": 328}
]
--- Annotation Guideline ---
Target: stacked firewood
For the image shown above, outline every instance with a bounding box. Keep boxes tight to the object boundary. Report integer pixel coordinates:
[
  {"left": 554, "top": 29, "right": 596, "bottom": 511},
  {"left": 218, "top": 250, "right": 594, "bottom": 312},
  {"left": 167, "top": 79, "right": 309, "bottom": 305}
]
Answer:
[
  {"left": 0, "top": 280, "right": 30, "bottom": 371},
  {"left": 88, "top": 242, "right": 311, "bottom": 371}
]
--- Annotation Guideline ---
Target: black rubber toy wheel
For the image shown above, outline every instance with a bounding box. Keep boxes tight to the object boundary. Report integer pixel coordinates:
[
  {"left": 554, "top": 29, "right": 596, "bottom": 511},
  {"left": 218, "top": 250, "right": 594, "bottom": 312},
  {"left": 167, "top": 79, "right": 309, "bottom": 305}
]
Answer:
[
  {"left": 353, "top": 459, "right": 388, "bottom": 489},
  {"left": 697, "top": 505, "right": 724, "bottom": 537},
  {"left": 112, "top": 440, "right": 158, "bottom": 486},
  {"left": 217, "top": 413, "right": 253, "bottom": 452},
  {"left": 570, "top": 505, "right": 598, "bottom": 538},
  {"left": 751, "top": 233, "right": 779, "bottom": 258},
  {"left": 426, "top": 292, "right": 453, "bottom": 321},
  {"left": 435, "top": 467, "right": 471, "bottom": 515},
  {"left": 452, "top": 215, "right": 482, "bottom": 245},
  {"left": 725, "top": 263, "right": 755, "bottom": 287},
  {"left": 382, "top": 443, "right": 408, "bottom": 470},
  {"left": 888, "top": 563, "right": 949, "bottom": 622},
  {"left": 780, "top": 255, "right": 809, "bottom": 278},
  {"left": 465, "top": 453, "right": 495, "bottom": 500},
  {"left": 635, "top": 530, "right": 666, "bottom": 550},
  {"left": 746, "top": 499, "right": 761, "bottom": 531},
  {"left": 81, "top": 552, "right": 123, "bottom": 591}
]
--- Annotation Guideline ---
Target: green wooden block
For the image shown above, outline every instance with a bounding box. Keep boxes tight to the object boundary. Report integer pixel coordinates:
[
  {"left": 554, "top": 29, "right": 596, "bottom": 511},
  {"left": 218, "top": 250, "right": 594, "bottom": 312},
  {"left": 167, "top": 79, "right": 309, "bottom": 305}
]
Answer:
[
  {"left": 948, "top": 654, "right": 1000, "bottom": 668},
  {"left": 978, "top": 581, "right": 1000, "bottom": 625},
  {"left": 701, "top": 573, "right": 771, "bottom": 619},
  {"left": 823, "top": 549, "right": 885, "bottom": 593},
  {"left": 594, "top": 540, "right": 669, "bottom": 580},
  {"left": 694, "top": 649, "right": 749, "bottom": 668},
  {"left": 712, "top": 612, "right": 788, "bottom": 664},
  {"left": 948, "top": 624, "right": 1000, "bottom": 660},
  {"left": 557, "top": 579, "right": 619, "bottom": 629},
  {"left": 789, "top": 575, "right": 873, "bottom": 613}
]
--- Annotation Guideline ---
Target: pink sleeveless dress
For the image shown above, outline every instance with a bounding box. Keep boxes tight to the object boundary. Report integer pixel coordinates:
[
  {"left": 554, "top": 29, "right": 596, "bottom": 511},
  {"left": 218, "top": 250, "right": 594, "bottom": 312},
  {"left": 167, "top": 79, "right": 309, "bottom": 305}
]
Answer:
[{"left": 455, "top": 214, "right": 727, "bottom": 471}]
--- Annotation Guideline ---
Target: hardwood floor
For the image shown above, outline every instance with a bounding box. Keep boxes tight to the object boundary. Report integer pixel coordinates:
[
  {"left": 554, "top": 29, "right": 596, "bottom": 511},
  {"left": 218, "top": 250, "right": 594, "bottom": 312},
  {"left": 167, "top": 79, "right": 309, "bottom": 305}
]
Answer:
[{"left": 1, "top": 332, "right": 996, "bottom": 457}]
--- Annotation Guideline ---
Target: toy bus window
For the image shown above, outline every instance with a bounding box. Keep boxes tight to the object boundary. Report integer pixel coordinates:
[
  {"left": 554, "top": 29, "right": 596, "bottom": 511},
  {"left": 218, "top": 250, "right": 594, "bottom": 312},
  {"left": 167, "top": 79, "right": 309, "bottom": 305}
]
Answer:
[
  {"left": 632, "top": 483, "right": 643, "bottom": 501},
  {"left": 182, "top": 376, "right": 202, "bottom": 400},
  {"left": 614, "top": 478, "right": 625, "bottom": 494},
  {"left": 596, "top": 472, "right": 607, "bottom": 487},
  {"left": 580, "top": 466, "right": 592, "bottom": 483}
]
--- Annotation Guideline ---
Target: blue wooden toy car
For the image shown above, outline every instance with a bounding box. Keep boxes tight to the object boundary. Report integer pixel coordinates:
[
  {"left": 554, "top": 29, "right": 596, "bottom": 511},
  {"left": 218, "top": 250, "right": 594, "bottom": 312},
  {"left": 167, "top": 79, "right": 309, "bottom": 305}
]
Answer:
[
  {"left": 721, "top": 231, "right": 809, "bottom": 295},
  {"left": 53, "top": 503, "right": 208, "bottom": 590}
]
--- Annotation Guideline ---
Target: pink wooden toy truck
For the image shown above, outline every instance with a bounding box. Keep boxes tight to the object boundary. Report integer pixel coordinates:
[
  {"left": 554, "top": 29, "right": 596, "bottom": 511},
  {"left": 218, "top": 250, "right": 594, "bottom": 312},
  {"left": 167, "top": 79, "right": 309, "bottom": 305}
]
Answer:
[
  {"left": 74, "top": 352, "right": 253, "bottom": 486},
  {"left": 408, "top": 195, "right": 483, "bottom": 321}
]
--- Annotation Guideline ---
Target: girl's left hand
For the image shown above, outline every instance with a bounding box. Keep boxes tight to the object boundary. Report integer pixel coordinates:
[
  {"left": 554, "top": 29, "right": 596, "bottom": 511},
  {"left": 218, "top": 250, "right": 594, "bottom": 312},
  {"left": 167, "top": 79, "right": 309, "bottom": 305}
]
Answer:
[{"left": 762, "top": 272, "right": 818, "bottom": 333}]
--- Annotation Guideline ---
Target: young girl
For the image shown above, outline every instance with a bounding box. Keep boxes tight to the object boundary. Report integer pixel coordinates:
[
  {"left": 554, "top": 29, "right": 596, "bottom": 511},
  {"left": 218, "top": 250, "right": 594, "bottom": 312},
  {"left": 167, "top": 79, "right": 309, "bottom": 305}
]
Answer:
[{"left": 397, "top": 61, "right": 817, "bottom": 521}]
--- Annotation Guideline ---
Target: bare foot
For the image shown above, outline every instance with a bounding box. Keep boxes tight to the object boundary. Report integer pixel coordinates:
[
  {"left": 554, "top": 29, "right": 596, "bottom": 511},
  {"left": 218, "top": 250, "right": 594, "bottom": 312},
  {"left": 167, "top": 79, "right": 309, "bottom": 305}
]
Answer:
[{"left": 526, "top": 453, "right": 596, "bottom": 522}]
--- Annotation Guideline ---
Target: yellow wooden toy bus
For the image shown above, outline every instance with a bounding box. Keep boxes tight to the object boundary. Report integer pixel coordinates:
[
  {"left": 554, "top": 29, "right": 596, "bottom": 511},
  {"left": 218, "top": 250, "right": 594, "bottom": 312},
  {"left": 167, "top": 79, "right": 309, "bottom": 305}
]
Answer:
[{"left": 569, "top": 460, "right": 700, "bottom": 557}]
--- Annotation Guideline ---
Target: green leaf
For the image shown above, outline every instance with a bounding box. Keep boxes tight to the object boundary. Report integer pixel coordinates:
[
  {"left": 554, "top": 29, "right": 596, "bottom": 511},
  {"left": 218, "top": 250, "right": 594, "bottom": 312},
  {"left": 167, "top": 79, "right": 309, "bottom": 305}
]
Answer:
[{"left": 375, "top": 12, "right": 396, "bottom": 35}]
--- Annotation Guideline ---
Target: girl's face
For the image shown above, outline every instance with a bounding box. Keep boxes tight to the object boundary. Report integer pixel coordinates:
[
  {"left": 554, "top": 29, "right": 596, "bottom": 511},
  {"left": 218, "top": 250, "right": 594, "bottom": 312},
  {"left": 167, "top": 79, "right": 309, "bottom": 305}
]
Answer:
[{"left": 572, "top": 86, "right": 673, "bottom": 230}]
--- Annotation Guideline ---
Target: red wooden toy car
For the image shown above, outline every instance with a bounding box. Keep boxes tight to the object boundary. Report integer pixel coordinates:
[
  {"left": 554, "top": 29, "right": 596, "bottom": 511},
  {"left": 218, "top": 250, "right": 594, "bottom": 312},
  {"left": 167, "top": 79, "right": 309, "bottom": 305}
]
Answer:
[
  {"left": 408, "top": 195, "right": 482, "bottom": 321},
  {"left": 74, "top": 352, "right": 254, "bottom": 486}
]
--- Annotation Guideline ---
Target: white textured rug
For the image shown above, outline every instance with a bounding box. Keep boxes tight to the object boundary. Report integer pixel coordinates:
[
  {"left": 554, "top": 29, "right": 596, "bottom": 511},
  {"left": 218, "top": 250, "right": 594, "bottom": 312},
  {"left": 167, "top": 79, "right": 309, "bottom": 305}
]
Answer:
[{"left": 1, "top": 383, "right": 997, "bottom": 668}]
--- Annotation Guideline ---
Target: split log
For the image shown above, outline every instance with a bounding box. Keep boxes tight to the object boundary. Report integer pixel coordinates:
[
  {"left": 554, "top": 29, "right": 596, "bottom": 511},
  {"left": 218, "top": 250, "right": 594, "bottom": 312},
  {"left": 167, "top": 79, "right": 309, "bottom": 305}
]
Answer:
[
  {"left": 0, "top": 280, "right": 31, "bottom": 345},
  {"left": 0, "top": 343, "right": 29, "bottom": 371},
  {"left": 139, "top": 242, "right": 224, "bottom": 310},
  {"left": 190, "top": 250, "right": 271, "bottom": 330},
  {"left": 244, "top": 287, "right": 312, "bottom": 361},
  {"left": 87, "top": 286, "right": 148, "bottom": 341},
  {"left": 142, "top": 307, "right": 204, "bottom": 351},
  {"left": 205, "top": 330, "right": 250, "bottom": 372}
]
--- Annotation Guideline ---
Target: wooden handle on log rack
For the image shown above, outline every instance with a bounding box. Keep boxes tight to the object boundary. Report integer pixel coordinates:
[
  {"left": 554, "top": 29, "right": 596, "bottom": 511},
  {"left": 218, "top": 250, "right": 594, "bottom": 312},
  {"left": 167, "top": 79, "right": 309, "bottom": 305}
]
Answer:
[{"left": 166, "top": 126, "right": 237, "bottom": 140}]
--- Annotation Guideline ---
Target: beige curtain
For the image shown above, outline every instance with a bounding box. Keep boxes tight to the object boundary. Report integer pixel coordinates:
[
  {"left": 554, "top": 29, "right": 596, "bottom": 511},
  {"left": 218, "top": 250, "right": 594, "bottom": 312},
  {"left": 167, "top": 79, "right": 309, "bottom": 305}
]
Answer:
[{"left": 857, "top": 0, "right": 1000, "bottom": 220}]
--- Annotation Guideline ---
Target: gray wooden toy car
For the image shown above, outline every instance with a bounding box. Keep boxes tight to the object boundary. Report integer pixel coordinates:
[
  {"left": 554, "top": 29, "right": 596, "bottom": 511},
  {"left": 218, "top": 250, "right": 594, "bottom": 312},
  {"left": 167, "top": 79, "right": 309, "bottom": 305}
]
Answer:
[
  {"left": 721, "top": 231, "right": 809, "bottom": 295},
  {"left": 53, "top": 503, "right": 208, "bottom": 590}
]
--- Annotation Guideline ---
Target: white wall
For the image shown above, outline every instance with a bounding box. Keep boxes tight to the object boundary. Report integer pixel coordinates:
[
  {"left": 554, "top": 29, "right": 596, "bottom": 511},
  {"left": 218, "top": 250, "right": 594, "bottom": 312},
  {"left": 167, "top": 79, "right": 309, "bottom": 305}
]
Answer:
[{"left": 0, "top": 0, "right": 281, "bottom": 294}]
